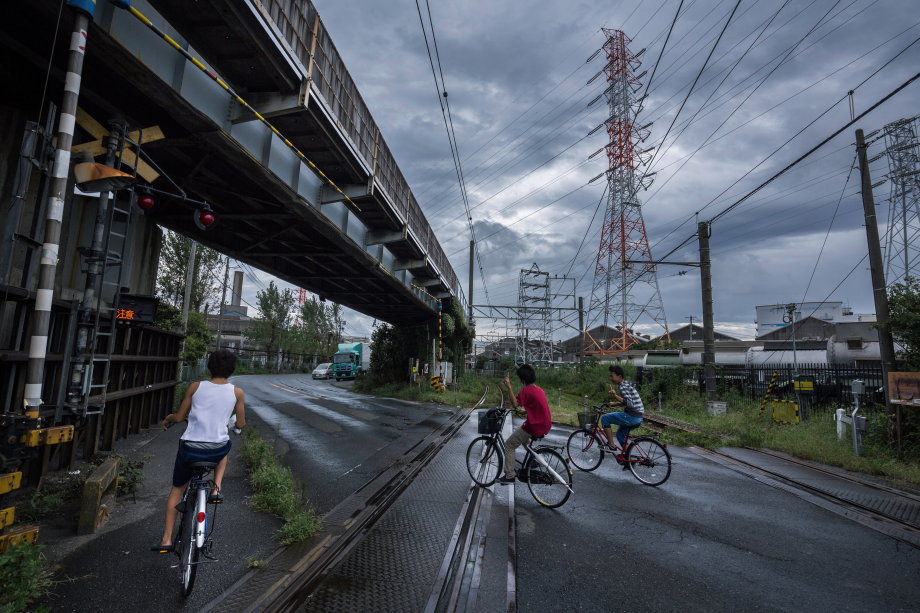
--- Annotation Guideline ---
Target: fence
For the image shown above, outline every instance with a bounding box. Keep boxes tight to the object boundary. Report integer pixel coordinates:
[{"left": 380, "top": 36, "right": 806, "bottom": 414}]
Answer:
[{"left": 698, "top": 363, "right": 886, "bottom": 415}]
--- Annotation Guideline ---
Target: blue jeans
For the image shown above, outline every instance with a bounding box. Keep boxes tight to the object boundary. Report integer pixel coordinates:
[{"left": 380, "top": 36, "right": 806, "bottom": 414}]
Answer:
[{"left": 600, "top": 412, "right": 643, "bottom": 446}]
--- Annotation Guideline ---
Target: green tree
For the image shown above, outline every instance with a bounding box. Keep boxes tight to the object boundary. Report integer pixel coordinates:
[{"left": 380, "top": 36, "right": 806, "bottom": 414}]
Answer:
[
  {"left": 283, "top": 298, "right": 345, "bottom": 361},
  {"left": 887, "top": 275, "right": 920, "bottom": 369},
  {"left": 152, "top": 303, "right": 212, "bottom": 362},
  {"left": 367, "top": 323, "right": 429, "bottom": 385},
  {"left": 244, "top": 281, "right": 296, "bottom": 368},
  {"left": 156, "top": 230, "right": 224, "bottom": 313}
]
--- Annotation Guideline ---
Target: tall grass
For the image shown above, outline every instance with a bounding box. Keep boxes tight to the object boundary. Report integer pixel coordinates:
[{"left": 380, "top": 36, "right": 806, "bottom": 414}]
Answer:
[
  {"left": 240, "top": 430, "right": 321, "bottom": 546},
  {"left": 355, "top": 365, "right": 920, "bottom": 486}
]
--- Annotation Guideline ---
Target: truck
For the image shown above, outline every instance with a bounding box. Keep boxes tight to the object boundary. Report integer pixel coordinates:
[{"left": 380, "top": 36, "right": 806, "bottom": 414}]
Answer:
[{"left": 331, "top": 342, "right": 370, "bottom": 380}]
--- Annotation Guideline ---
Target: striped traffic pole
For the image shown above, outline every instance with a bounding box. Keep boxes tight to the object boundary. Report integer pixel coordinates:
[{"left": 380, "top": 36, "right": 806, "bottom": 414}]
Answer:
[{"left": 24, "top": 1, "right": 95, "bottom": 418}]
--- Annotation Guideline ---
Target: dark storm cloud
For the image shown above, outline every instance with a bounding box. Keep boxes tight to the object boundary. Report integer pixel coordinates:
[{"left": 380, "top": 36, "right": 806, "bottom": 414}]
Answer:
[{"left": 296, "top": 0, "right": 920, "bottom": 338}]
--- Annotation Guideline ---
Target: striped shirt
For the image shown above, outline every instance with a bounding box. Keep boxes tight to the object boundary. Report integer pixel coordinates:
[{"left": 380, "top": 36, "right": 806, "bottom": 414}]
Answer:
[{"left": 619, "top": 380, "right": 644, "bottom": 417}]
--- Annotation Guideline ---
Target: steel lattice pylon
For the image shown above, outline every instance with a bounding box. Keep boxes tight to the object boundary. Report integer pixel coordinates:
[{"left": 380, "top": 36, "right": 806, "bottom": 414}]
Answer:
[
  {"left": 586, "top": 29, "right": 668, "bottom": 355},
  {"left": 883, "top": 115, "right": 920, "bottom": 285},
  {"left": 517, "top": 263, "right": 553, "bottom": 364}
]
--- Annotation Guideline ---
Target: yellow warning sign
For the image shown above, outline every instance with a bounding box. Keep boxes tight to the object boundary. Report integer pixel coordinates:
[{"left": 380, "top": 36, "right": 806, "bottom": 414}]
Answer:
[{"left": 770, "top": 400, "right": 800, "bottom": 425}]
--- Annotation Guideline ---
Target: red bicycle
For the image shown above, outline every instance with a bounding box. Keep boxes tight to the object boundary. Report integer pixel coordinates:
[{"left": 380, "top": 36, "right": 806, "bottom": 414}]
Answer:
[{"left": 565, "top": 405, "right": 672, "bottom": 486}]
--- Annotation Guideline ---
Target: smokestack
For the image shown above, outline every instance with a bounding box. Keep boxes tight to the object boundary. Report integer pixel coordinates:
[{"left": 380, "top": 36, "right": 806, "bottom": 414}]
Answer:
[{"left": 231, "top": 271, "right": 243, "bottom": 307}]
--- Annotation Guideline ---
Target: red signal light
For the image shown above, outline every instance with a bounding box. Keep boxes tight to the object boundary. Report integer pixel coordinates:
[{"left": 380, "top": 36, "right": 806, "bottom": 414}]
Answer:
[
  {"left": 137, "top": 194, "right": 155, "bottom": 210},
  {"left": 199, "top": 211, "right": 215, "bottom": 226}
]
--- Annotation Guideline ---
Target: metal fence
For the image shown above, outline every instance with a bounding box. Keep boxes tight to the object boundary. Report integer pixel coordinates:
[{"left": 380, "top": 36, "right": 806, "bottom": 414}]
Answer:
[{"left": 700, "top": 363, "right": 886, "bottom": 414}]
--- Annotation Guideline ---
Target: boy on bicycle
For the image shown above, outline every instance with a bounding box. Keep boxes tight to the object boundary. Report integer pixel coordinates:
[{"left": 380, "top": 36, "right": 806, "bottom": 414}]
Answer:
[
  {"left": 601, "top": 364, "right": 643, "bottom": 454},
  {"left": 500, "top": 364, "right": 552, "bottom": 484},
  {"left": 153, "top": 349, "right": 246, "bottom": 552}
]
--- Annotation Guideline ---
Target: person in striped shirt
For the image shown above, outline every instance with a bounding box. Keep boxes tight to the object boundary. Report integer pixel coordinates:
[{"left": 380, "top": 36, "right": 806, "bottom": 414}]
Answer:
[{"left": 601, "top": 365, "right": 644, "bottom": 454}]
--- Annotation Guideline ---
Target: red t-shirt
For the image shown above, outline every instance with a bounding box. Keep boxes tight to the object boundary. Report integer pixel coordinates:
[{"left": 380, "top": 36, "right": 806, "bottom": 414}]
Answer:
[{"left": 517, "top": 385, "right": 552, "bottom": 437}]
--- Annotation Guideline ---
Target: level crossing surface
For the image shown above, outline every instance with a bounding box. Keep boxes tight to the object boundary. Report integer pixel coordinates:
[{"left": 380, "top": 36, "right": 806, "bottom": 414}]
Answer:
[
  {"left": 39, "top": 375, "right": 920, "bottom": 611},
  {"left": 209, "top": 374, "right": 920, "bottom": 611}
]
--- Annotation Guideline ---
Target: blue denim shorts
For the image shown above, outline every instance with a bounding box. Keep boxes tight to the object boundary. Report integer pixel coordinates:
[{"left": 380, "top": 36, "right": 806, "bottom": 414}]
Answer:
[{"left": 172, "top": 441, "right": 231, "bottom": 486}]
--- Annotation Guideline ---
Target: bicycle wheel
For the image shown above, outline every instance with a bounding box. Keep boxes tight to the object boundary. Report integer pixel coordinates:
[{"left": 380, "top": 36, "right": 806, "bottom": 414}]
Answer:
[
  {"left": 625, "top": 437, "right": 672, "bottom": 486},
  {"left": 566, "top": 429, "right": 603, "bottom": 472},
  {"left": 526, "top": 448, "right": 572, "bottom": 508},
  {"left": 466, "top": 436, "right": 502, "bottom": 487},
  {"left": 177, "top": 500, "right": 200, "bottom": 597}
]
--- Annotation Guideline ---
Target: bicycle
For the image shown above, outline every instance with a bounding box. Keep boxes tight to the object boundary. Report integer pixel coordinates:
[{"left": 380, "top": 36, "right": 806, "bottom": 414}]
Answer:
[
  {"left": 466, "top": 408, "right": 573, "bottom": 508},
  {"left": 172, "top": 461, "right": 220, "bottom": 597},
  {"left": 566, "top": 405, "right": 672, "bottom": 486}
]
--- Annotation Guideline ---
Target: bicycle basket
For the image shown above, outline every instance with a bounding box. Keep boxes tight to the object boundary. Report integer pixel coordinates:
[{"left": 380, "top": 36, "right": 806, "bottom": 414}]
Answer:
[
  {"left": 477, "top": 409, "right": 502, "bottom": 434},
  {"left": 577, "top": 411, "right": 599, "bottom": 428}
]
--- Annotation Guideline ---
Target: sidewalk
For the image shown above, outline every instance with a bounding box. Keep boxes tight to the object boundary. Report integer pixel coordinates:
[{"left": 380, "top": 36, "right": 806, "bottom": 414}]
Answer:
[{"left": 38, "top": 413, "right": 282, "bottom": 612}]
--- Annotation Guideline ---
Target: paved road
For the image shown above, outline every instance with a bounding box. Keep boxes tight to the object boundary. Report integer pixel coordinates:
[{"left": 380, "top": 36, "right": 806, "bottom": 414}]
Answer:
[
  {"left": 41, "top": 374, "right": 920, "bottom": 611},
  {"left": 233, "top": 374, "right": 459, "bottom": 515},
  {"left": 512, "top": 433, "right": 920, "bottom": 612}
]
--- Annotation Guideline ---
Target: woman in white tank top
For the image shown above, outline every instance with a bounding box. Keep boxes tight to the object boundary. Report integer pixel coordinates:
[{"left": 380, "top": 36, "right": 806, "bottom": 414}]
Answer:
[{"left": 154, "top": 350, "right": 246, "bottom": 552}]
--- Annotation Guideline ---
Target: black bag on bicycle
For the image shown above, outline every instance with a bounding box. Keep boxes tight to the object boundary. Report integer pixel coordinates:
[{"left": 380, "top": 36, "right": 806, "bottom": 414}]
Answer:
[{"left": 477, "top": 409, "right": 502, "bottom": 434}]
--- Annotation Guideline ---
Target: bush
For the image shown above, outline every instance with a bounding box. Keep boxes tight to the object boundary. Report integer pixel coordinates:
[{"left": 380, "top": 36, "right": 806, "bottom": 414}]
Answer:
[{"left": 0, "top": 543, "right": 50, "bottom": 613}]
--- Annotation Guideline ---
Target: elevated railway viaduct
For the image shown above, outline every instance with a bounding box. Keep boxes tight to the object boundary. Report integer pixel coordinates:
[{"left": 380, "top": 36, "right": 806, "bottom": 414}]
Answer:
[{"left": 0, "top": 0, "right": 463, "bottom": 501}]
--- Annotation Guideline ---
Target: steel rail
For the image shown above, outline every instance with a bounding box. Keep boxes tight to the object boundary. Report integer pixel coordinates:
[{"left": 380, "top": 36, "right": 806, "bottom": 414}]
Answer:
[
  {"left": 256, "top": 386, "right": 496, "bottom": 612},
  {"left": 425, "top": 386, "right": 502, "bottom": 613},
  {"left": 645, "top": 414, "right": 920, "bottom": 537}
]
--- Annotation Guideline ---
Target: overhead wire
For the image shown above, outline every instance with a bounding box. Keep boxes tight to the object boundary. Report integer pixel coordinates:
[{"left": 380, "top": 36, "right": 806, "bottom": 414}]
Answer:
[{"left": 414, "top": 0, "right": 492, "bottom": 304}]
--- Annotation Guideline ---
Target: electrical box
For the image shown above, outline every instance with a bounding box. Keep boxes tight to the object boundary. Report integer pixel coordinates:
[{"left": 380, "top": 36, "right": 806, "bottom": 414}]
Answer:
[
  {"left": 794, "top": 375, "right": 815, "bottom": 395},
  {"left": 851, "top": 379, "right": 865, "bottom": 395}
]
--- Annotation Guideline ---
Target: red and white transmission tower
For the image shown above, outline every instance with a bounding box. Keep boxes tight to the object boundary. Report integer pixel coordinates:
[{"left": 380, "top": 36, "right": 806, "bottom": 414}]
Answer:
[{"left": 585, "top": 29, "right": 668, "bottom": 354}]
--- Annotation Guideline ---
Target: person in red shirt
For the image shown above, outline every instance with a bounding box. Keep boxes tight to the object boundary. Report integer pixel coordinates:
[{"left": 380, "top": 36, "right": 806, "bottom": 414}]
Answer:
[{"left": 500, "top": 364, "right": 552, "bottom": 484}]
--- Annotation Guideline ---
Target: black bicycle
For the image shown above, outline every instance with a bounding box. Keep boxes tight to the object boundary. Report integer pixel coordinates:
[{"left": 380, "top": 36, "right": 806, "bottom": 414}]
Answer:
[
  {"left": 466, "top": 408, "right": 573, "bottom": 508},
  {"left": 173, "top": 461, "right": 220, "bottom": 597}
]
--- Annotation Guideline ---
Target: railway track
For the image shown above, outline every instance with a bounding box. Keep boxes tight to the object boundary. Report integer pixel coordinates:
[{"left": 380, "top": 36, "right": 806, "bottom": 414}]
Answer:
[
  {"left": 644, "top": 413, "right": 920, "bottom": 546},
  {"left": 204, "top": 387, "right": 496, "bottom": 612}
]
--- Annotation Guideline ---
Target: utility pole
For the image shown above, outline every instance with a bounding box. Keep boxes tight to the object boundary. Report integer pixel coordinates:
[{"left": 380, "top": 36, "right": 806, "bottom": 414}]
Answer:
[
  {"left": 855, "top": 128, "right": 897, "bottom": 399},
  {"left": 468, "top": 240, "right": 474, "bottom": 326},
  {"left": 698, "top": 221, "right": 716, "bottom": 402},
  {"left": 178, "top": 240, "right": 197, "bottom": 365},
  {"left": 180, "top": 241, "right": 198, "bottom": 335},
  {"left": 686, "top": 315, "right": 695, "bottom": 341},
  {"left": 783, "top": 303, "right": 799, "bottom": 373},
  {"left": 24, "top": 1, "right": 93, "bottom": 418},
  {"left": 215, "top": 257, "right": 229, "bottom": 351}
]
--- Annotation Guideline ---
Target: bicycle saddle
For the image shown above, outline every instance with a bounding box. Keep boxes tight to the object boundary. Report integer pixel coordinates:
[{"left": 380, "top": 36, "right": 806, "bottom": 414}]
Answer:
[{"left": 189, "top": 461, "right": 218, "bottom": 469}]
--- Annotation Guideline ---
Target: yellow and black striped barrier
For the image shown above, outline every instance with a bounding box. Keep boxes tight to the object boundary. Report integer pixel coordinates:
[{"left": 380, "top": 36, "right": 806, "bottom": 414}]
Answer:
[
  {"left": 430, "top": 375, "right": 445, "bottom": 393},
  {"left": 759, "top": 371, "right": 778, "bottom": 416}
]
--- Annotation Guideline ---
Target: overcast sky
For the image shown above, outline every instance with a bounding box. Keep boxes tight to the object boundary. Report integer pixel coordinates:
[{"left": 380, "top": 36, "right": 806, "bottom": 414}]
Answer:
[{"left": 240, "top": 0, "right": 920, "bottom": 341}]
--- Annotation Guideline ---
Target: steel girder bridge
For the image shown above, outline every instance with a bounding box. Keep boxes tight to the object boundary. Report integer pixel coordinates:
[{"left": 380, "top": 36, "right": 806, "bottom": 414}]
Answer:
[{"left": 4, "top": 0, "right": 464, "bottom": 325}]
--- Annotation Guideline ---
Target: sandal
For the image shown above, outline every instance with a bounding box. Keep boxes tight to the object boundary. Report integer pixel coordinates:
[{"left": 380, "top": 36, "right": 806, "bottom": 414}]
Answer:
[{"left": 208, "top": 491, "right": 223, "bottom": 504}]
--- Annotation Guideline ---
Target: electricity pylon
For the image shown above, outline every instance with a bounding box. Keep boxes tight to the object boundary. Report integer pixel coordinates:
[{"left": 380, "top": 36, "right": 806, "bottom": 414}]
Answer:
[
  {"left": 586, "top": 29, "right": 668, "bottom": 355},
  {"left": 883, "top": 115, "right": 920, "bottom": 284}
]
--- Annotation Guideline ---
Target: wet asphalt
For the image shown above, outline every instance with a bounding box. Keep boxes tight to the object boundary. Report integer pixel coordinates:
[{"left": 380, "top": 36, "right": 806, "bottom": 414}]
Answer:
[{"left": 36, "top": 373, "right": 920, "bottom": 612}]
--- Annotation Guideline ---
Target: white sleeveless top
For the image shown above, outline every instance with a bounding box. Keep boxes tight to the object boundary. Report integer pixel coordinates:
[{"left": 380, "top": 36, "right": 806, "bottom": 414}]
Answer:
[{"left": 181, "top": 380, "right": 236, "bottom": 444}]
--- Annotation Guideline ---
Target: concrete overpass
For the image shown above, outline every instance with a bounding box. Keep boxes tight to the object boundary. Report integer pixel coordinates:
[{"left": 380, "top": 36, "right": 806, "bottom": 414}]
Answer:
[{"left": 4, "top": 0, "right": 463, "bottom": 325}]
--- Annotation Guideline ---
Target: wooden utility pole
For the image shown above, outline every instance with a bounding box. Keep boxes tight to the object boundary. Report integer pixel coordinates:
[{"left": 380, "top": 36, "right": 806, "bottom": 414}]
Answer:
[
  {"left": 855, "top": 129, "right": 897, "bottom": 397},
  {"left": 698, "top": 221, "right": 716, "bottom": 402}
]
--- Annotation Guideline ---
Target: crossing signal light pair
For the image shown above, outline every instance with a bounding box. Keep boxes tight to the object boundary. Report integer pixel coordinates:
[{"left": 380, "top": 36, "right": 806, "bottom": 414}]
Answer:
[{"left": 134, "top": 189, "right": 216, "bottom": 231}]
